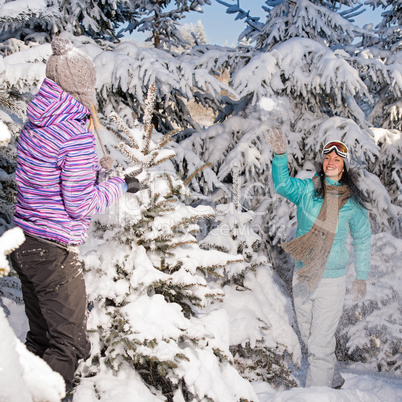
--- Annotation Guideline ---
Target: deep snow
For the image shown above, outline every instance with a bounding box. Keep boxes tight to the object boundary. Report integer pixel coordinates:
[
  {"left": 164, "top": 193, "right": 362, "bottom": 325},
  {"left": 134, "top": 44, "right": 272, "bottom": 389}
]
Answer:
[{"left": 1, "top": 279, "right": 401, "bottom": 402}]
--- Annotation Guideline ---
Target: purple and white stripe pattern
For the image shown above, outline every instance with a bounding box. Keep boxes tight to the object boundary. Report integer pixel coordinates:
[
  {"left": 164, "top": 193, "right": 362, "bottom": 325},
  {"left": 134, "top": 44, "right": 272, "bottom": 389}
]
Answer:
[{"left": 14, "top": 78, "right": 126, "bottom": 245}]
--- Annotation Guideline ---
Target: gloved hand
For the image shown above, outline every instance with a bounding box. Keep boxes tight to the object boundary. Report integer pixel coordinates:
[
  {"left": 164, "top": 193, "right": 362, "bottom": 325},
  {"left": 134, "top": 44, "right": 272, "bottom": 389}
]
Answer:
[
  {"left": 352, "top": 279, "right": 366, "bottom": 300},
  {"left": 125, "top": 175, "right": 141, "bottom": 193},
  {"left": 263, "top": 127, "right": 287, "bottom": 155}
]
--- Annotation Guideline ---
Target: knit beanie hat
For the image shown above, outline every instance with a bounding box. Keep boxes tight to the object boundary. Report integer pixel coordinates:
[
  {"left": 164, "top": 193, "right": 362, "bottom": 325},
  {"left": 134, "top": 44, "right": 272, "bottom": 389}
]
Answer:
[{"left": 46, "top": 37, "right": 96, "bottom": 111}]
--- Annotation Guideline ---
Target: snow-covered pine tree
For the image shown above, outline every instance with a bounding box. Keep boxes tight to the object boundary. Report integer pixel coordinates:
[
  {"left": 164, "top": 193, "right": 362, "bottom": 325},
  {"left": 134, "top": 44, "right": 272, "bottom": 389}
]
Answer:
[
  {"left": 56, "top": 0, "right": 137, "bottom": 41},
  {"left": 179, "top": 20, "right": 208, "bottom": 49},
  {"left": 0, "top": 0, "right": 58, "bottom": 43},
  {"left": 0, "top": 69, "right": 34, "bottom": 234},
  {"left": 0, "top": 0, "right": 135, "bottom": 42},
  {"left": 365, "top": 0, "right": 402, "bottom": 52},
  {"left": 346, "top": 0, "right": 402, "bottom": 220},
  {"left": 93, "top": 37, "right": 234, "bottom": 133},
  {"left": 336, "top": 232, "right": 402, "bottom": 374},
  {"left": 365, "top": 127, "right": 402, "bottom": 224},
  {"left": 217, "top": 1, "right": 375, "bottom": 136},
  {"left": 178, "top": 102, "right": 301, "bottom": 290},
  {"left": 351, "top": 0, "right": 402, "bottom": 130},
  {"left": 217, "top": 0, "right": 365, "bottom": 51},
  {"left": 122, "top": 0, "right": 211, "bottom": 49},
  {"left": 199, "top": 162, "right": 301, "bottom": 388},
  {"left": 0, "top": 121, "right": 21, "bottom": 269},
  {"left": 199, "top": 3, "right": 378, "bottom": 178},
  {"left": 75, "top": 85, "right": 259, "bottom": 401},
  {"left": 0, "top": 92, "right": 18, "bottom": 234},
  {"left": 194, "top": 20, "right": 208, "bottom": 45},
  {"left": 0, "top": 1, "right": 233, "bottom": 134}
]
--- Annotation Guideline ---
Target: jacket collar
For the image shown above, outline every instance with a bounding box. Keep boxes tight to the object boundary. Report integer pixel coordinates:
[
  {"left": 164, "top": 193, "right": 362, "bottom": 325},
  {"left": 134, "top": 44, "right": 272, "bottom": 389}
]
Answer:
[{"left": 325, "top": 177, "right": 341, "bottom": 186}]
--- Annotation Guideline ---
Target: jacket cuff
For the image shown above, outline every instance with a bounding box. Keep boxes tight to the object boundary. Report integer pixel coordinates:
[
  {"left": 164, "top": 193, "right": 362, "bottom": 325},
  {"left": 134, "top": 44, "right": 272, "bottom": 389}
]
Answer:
[
  {"left": 273, "top": 152, "right": 288, "bottom": 163},
  {"left": 120, "top": 178, "right": 128, "bottom": 193},
  {"left": 355, "top": 271, "right": 369, "bottom": 280}
]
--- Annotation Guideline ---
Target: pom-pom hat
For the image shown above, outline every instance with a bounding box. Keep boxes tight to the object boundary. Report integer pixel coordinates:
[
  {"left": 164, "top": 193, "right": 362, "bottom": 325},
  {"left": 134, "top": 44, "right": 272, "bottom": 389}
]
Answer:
[{"left": 46, "top": 37, "right": 96, "bottom": 111}]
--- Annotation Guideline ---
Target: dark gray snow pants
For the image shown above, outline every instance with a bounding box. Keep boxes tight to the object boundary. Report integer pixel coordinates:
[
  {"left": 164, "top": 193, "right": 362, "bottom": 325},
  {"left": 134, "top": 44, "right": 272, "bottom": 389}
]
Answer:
[{"left": 10, "top": 233, "right": 91, "bottom": 392}]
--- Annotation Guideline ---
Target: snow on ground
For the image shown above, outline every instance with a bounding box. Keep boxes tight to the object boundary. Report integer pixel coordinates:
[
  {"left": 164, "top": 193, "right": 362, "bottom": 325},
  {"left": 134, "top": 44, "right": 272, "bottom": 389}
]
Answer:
[
  {"left": 253, "top": 366, "right": 402, "bottom": 402},
  {"left": 0, "top": 306, "right": 65, "bottom": 402},
  {"left": 1, "top": 287, "right": 401, "bottom": 402}
]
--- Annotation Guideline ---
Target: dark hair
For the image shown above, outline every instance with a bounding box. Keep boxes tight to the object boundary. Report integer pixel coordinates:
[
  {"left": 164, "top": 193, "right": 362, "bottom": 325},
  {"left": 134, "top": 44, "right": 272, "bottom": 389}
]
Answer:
[{"left": 314, "top": 162, "right": 370, "bottom": 209}]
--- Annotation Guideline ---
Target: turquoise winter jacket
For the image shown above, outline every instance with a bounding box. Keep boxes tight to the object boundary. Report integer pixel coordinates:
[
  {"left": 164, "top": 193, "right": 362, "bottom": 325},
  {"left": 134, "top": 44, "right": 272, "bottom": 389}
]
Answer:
[{"left": 272, "top": 153, "right": 371, "bottom": 280}]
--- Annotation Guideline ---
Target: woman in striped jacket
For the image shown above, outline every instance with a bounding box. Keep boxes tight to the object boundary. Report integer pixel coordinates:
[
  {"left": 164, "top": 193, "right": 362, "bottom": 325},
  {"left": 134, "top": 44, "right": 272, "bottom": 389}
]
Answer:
[{"left": 11, "top": 37, "right": 128, "bottom": 398}]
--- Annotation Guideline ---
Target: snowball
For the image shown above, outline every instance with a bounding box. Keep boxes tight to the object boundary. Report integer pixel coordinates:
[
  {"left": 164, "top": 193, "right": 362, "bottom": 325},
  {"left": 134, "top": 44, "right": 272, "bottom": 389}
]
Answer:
[{"left": 259, "top": 97, "right": 278, "bottom": 112}]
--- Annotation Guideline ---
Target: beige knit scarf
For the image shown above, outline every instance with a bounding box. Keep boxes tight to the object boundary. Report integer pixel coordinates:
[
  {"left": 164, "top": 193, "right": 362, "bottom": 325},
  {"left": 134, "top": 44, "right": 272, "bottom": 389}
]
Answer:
[{"left": 281, "top": 176, "right": 351, "bottom": 291}]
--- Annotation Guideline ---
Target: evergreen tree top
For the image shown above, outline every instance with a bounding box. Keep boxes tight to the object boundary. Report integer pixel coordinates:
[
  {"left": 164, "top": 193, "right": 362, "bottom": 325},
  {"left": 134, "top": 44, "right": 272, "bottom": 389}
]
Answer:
[{"left": 217, "top": 0, "right": 366, "bottom": 50}]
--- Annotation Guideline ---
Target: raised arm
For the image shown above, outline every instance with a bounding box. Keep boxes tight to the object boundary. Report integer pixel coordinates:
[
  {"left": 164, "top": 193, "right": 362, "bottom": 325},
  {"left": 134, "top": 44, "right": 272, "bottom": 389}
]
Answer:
[{"left": 265, "top": 128, "right": 310, "bottom": 206}]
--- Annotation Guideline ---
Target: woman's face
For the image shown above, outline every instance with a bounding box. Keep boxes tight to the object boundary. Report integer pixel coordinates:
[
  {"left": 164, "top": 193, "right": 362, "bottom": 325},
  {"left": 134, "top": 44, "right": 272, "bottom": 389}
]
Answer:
[{"left": 323, "top": 151, "right": 345, "bottom": 181}]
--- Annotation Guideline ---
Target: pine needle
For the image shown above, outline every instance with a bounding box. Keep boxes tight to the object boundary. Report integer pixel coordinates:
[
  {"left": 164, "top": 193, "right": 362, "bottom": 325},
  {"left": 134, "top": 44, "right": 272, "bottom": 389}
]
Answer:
[
  {"left": 166, "top": 240, "right": 197, "bottom": 249},
  {"left": 117, "top": 143, "right": 144, "bottom": 165},
  {"left": 152, "top": 153, "right": 175, "bottom": 167},
  {"left": 171, "top": 218, "right": 198, "bottom": 230},
  {"left": 143, "top": 123, "right": 154, "bottom": 155},
  {"left": 156, "top": 130, "right": 177, "bottom": 150},
  {"left": 164, "top": 173, "right": 174, "bottom": 195},
  {"left": 110, "top": 111, "right": 139, "bottom": 149},
  {"left": 184, "top": 162, "right": 212, "bottom": 186},
  {"left": 144, "top": 83, "right": 157, "bottom": 133}
]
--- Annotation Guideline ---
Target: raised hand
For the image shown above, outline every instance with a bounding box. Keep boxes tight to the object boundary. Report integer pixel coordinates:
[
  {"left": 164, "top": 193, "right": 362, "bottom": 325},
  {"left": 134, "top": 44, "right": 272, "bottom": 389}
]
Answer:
[{"left": 263, "top": 127, "right": 287, "bottom": 155}]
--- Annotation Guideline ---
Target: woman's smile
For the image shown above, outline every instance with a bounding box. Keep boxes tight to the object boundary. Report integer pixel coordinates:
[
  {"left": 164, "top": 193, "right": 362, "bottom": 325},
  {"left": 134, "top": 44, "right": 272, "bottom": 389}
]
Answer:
[{"left": 323, "top": 151, "right": 344, "bottom": 181}]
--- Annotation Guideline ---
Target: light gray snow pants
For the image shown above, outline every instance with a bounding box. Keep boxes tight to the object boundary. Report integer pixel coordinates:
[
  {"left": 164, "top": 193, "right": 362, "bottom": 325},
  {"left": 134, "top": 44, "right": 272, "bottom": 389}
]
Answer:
[{"left": 293, "top": 273, "right": 346, "bottom": 388}]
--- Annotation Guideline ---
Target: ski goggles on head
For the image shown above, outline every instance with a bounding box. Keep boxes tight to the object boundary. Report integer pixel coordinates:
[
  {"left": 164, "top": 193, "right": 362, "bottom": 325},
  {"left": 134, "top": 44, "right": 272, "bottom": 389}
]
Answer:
[{"left": 322, "top": 141, "right": 349, "bottom": 158}]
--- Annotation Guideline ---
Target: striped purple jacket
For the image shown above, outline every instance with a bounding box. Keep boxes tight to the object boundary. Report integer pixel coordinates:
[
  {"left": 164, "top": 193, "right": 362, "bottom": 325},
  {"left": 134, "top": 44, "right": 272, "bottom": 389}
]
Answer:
[{"left": 14, "top": 78, "right": 126, "bottom": 245}]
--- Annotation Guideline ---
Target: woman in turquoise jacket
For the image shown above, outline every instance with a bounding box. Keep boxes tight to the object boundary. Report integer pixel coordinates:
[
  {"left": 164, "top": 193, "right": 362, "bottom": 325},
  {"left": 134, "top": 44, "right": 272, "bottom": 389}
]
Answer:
[{"left": 265, "top": 129, "right": 371, "bottom": 389}]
